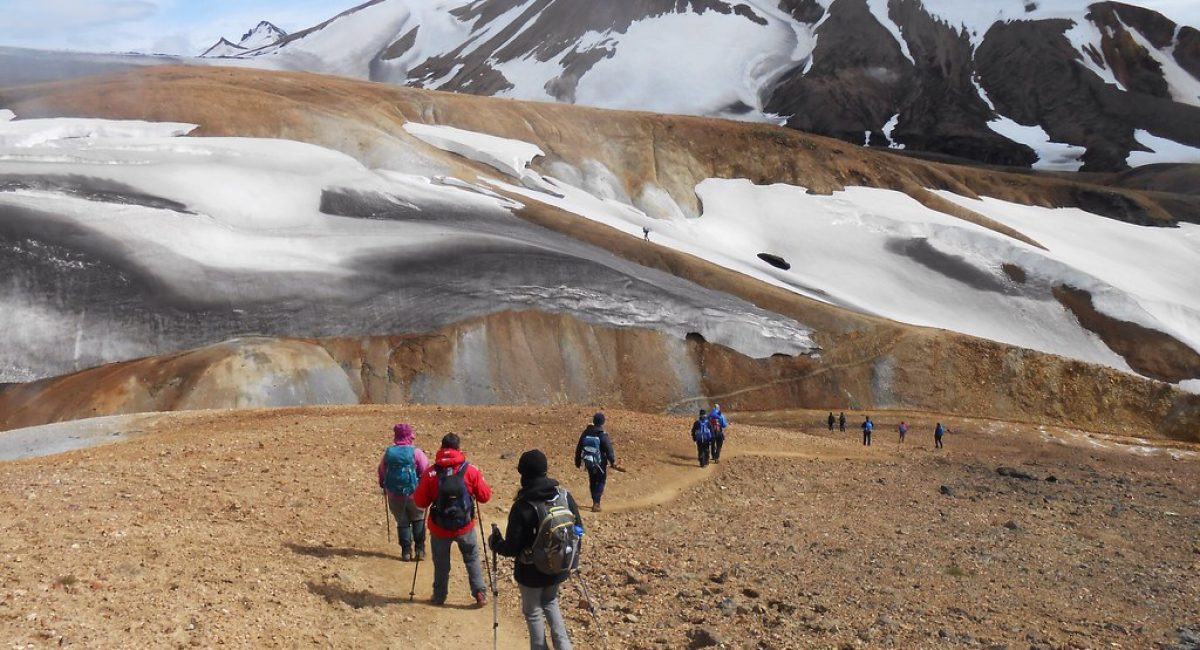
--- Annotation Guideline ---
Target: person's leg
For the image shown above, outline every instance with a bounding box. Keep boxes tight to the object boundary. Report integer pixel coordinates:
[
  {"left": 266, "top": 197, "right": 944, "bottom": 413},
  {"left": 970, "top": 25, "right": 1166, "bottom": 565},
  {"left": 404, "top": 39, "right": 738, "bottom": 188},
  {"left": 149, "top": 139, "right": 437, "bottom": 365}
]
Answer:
[
  {"left": 588, "top": 467, "right": 606, "bottom": 510},
  {"left": 520, "top": 583, "right": 550, "bottom": 650},
  {"left": 541, "top": 583, "right": 573, "bottom": 650},
  {"left": 403, "top": 499, "right": 426, "bottom": 560},
  {"left": 388, "top": 498, "right": 411, "bottom": 558},
  {"left": 713, "top": 435, "right": 723, "bottom": 461},
  {"left": 430, "top": 535, "right": 451, "bottom": 603},
  {"left": 457, "top": 531, "right": 487, "bottom": 598}
]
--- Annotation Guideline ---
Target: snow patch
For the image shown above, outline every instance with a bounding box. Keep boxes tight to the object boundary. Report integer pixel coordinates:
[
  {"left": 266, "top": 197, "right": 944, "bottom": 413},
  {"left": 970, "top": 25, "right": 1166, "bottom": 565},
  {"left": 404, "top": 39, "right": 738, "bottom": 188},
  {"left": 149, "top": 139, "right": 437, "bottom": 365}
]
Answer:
[
  {"left": 986, "top": 115, "right": 1085, "bottom": 171},
  {"left": 882, "top": 113, "right": 903, "bottom": 149},
  {"left": 403, "top": 122, "right": 544, "bottom": 179},
  {"left": 0, "top": 117, "right": 197, "bottom": 148},
  {"left": 865, "top": 0, "right": 914, "bottom": 64},
  {"left": 0, "top": 109, "right": 15, "bottom": 122},
  {"left": 1128, "top": 130, "right": 1200, "bottom": 167}
]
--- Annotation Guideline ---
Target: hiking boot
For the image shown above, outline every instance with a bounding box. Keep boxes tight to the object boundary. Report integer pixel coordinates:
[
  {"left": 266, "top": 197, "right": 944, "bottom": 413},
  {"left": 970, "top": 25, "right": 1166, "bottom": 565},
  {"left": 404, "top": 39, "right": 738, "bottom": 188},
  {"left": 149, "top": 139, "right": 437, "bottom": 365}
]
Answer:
[
  {"left": 431, "top": 595, "right": 446, "bottom": 606},
  {"left": 414, "top": 548, "right": 425, "bottom": 562},
  {"left": 474, "top": 591, "right": 487, "bottom": 608},
  {"left": 591, "top": 503, "right": 601, "bottom": 513},
  {"left": 401, "top": 548, "right": 413, "bottom": 562}
]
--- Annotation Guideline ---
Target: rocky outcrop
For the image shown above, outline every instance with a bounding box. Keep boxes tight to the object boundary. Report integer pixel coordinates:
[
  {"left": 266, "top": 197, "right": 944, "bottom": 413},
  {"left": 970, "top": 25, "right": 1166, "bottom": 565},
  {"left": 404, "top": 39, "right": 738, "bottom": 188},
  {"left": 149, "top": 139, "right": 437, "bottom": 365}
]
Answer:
[{"left": 0, "top": 310, "right": 1195, "bottom": 441}]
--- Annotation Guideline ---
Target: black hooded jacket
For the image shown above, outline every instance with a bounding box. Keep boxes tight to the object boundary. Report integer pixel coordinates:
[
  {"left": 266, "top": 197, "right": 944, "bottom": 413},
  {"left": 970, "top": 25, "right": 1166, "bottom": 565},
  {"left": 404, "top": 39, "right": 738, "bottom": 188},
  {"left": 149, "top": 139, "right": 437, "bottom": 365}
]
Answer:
[{"left": 491, "top": 476, "right": 583, "bottom": 587}]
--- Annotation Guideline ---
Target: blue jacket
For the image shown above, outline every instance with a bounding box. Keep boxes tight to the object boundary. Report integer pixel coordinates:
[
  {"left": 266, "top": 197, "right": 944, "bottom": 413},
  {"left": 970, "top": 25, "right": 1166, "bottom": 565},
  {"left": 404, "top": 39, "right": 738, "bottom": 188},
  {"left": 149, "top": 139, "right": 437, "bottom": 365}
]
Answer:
[
  {"left": 710, "top": 407, "right": 729, "bottom": 430},
  {"left": 692, "top": 418, "right": 713, "bottom": 443}
]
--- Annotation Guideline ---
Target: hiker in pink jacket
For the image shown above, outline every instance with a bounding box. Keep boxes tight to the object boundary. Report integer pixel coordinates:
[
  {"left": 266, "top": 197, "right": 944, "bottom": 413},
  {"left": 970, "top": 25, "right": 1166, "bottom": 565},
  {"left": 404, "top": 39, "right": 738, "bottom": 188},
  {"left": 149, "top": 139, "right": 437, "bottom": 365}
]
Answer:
[{"left": 378, "top": 423, "right": 431, "bottom": 561}]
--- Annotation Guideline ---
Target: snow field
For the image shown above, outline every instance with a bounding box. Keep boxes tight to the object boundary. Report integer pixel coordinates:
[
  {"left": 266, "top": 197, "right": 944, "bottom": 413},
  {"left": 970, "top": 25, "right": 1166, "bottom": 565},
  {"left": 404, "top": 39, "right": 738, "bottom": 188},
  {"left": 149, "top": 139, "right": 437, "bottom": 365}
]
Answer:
[{"left": 406, "top": 122, "right": 1199, "bottom": 382}]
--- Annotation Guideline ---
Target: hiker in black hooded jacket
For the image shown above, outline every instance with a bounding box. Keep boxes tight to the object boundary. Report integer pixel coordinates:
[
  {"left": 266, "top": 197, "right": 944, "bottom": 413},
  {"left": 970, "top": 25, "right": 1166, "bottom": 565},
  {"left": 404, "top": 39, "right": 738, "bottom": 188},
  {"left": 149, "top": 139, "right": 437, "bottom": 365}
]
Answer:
[
  {"left": 574, "top": 412, "right": 618, "bottom": 512},
  {"left": 490, "top": 449, "right": 583, "bottom": 650}
]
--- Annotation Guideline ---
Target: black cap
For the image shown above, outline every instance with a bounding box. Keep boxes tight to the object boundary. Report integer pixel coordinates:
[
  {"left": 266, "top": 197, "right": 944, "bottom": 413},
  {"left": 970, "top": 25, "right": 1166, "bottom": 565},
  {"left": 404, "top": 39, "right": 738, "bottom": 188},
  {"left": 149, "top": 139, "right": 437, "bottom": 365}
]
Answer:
[
  {"left": 517, "top": 449, "right": 548, "bottom": 478},
  {"left": 593, "top": 412, "right": 605, "bottom": 426}
]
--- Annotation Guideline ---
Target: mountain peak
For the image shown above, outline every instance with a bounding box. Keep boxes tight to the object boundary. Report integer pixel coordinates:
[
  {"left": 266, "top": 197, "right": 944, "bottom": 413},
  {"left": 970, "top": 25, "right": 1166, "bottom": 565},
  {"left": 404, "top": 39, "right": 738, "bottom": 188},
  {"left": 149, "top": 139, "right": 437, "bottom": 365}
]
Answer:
[
  {"left": 199, "top": 37, "right": 246, "bottom": 58},
  {"left": 239, "top": 21, "right": 287, "bottom": 50},
  {"left": 200, "top": 20, "right": 287, "bottom": 57}
]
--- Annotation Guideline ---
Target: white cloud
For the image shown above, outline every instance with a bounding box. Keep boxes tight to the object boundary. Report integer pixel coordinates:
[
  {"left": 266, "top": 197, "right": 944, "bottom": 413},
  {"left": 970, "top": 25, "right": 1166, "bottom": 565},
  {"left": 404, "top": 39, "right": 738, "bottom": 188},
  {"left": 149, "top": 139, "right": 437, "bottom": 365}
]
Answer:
[{"left": 0, "top": 0, "right": 158, "bottom": 35}]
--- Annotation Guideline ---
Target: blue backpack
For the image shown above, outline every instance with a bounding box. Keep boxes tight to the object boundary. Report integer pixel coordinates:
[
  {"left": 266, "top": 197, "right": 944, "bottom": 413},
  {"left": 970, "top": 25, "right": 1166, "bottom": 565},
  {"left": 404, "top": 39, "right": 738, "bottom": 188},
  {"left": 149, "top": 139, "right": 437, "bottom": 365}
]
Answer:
[
  {"left": 383, "top": 445, "right": 420, "bottom": 497},
  {"left": 692, "top": 419, "right": 713, "bottom": 443},
  {"left": 581, "top": 434, "right": 603, "bottom": 471}
]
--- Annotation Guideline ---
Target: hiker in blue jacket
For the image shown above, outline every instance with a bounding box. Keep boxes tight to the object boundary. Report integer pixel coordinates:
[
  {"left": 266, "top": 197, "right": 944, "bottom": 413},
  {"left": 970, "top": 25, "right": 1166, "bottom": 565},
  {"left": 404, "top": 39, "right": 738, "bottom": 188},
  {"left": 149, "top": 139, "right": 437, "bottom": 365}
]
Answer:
[
  {"left": 935, "top": 422, "right": 946, "bottom": 449},
  {"left": 574, "top": 412, "right": 619, "bottom": 512},
  {"left": 862, "top": 416, "right": 873, "bottom": 446},
  {"left": 708, "top": 404, "right": 729, "bottom": 462},
  {"left": 692, "top": 409, "right": 714, "bottom": 467}
]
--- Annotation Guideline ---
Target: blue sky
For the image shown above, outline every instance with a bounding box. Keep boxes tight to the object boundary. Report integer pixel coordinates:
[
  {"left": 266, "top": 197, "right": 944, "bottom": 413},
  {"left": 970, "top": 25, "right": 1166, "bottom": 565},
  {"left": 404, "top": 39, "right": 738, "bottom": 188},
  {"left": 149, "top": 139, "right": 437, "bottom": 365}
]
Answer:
[{"left": 1, "top": 0, "right": 1199, "bottom": 56}]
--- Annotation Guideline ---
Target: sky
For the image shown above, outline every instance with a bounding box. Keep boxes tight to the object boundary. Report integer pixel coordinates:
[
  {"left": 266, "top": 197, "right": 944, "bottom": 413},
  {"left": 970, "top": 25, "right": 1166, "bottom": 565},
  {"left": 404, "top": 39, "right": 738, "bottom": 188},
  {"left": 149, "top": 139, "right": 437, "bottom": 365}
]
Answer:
[{"left": 0, "top": 0, "right": 1199, "bottom": 56}]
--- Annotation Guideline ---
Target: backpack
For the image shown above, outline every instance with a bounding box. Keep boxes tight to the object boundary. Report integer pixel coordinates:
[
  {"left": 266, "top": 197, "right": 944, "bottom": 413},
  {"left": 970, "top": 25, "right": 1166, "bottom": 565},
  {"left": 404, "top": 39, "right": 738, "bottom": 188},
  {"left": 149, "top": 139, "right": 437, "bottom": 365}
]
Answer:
[
  {"left": 383, "top": 445, "right": 420, "bottom": 497},
  {"left": 692, "top": 419, "right": 713, "bottom": 443},
  {"left": 521, "top": 488, "right": 580, "bottom": 575},
  {"left": 580, "top": 434, "right": 603, "bottom": 471},
  {"left": 898, "top": 423, "right": 908, "bottom": 434},
  {"left": 431, "top": 462, "right": 473, "bottom": 530},
  {"left": 708, "top": 415, "right": 723, "bottom": 436}
]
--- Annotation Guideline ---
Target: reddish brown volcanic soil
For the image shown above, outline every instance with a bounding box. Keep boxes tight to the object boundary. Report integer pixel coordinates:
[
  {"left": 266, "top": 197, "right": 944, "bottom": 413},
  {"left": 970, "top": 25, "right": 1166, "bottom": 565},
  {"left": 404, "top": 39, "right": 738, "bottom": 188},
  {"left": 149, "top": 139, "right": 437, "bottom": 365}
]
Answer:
[{"left": 1, "top": 406, "right": 1197, "bottom": 649}]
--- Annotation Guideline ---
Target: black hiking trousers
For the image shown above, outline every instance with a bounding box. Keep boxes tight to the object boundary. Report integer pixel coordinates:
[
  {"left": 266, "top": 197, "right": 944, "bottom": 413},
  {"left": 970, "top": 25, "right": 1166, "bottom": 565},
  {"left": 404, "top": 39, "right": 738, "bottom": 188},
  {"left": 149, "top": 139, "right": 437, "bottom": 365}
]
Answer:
[
  {"left": 863, "top": 430, "right": 871, "bottom": 446},
  {"left": 711, "top": 434, "right": 725, "bottom": 461},
  {"left": 696, "top": 441, "right": 710, "bottom": 467}
]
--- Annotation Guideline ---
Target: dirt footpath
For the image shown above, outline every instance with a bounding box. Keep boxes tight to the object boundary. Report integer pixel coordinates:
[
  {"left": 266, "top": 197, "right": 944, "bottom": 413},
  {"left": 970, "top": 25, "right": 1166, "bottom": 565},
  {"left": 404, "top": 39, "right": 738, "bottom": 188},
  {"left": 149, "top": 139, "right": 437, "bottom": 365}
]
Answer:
[{"left": 1, "top": 405, "right": 1198, "bottom": 649}]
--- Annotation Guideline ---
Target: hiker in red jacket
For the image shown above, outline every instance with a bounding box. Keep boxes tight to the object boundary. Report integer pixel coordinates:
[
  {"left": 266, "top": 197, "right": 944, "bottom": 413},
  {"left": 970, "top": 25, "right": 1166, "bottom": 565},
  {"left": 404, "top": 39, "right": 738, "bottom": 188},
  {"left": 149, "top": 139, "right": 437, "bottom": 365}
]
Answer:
[{"left": 413, "top": 432, "right": 493, "bottom": 607}]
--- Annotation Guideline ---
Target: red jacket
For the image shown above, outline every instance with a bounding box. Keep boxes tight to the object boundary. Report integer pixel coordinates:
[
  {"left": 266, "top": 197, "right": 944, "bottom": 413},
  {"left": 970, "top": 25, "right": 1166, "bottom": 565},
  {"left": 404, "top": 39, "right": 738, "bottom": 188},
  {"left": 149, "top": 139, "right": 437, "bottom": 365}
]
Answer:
[{"left": 413, "top": 447, "right": 492, "bottom": 538}]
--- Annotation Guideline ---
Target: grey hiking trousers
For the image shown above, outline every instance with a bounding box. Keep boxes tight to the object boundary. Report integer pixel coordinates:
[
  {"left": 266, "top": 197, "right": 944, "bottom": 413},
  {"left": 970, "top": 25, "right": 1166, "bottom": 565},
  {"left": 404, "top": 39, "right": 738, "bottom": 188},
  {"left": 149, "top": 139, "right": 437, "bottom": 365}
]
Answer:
[
  {"left": 431, "top": 530, "right": 486, "bottom": 601},
  {"left": 519, "top": 582, "right": 572, "bottom": 650}
]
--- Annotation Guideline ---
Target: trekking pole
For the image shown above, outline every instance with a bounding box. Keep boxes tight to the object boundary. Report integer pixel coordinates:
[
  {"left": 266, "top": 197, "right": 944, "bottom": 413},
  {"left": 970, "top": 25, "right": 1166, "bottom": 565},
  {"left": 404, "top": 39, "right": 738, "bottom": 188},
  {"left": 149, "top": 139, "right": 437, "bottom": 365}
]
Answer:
[
  {"left": 574, "top": 569, "right": 608, "bottom": 650},
  {"left": 382, "top": 489, "right": 391, "bottom": 543},
  {"left": 408, "top": 530, "right": 420, "bottom": 602},
  {"left": 490, "top": 524, "right": 500, "bottom": 650},
  {"left": 477, "top": 508, "right": 498, "bottom": 650}
]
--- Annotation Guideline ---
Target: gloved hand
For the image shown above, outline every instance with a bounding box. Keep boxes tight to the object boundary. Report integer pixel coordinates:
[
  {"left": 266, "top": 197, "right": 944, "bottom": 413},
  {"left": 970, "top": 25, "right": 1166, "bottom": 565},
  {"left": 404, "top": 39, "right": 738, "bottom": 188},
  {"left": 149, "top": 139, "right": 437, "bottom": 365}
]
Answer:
[{"left": 488, "top": 529, "right": 503, "bottom": 550}]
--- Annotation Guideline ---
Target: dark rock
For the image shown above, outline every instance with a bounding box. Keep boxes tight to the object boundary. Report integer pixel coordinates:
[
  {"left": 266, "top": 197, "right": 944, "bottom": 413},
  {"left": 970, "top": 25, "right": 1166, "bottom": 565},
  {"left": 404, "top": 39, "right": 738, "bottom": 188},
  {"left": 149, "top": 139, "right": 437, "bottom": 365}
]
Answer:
[
  {"left": 939, "top": 485, "right": 955, "bottom": 496},
  {"left": 1168, "top": 624, "right": 1200, "bottom": 650},
  {"left": 686, "top": 626, "right": 723, "bottom": 649},
  {"left": 1045, "top": 475, "right": 1058, "bottom": 483},
  {"left": 710, "top": 571, "right": 729, "bottom": 584},
  {"left": 1003, "top": 520, "right": 1020, "bottom": 530},
  {"left": 742, "top": 587, "right": 760, "bottom": 599},
  {"left": 718, "top": 597, "right": 737, "bottom": 616},
  {"left": 996, "top": 466, "right": 1037, "bottom": 480}
]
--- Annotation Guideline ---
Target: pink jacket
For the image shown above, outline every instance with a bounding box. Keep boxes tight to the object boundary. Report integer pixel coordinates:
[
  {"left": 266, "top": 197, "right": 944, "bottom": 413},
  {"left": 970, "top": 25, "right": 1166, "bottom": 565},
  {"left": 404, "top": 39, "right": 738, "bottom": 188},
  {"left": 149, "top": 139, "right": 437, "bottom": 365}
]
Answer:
[{"left": 377, "top": 445, "right": 431, "bottom": 499}]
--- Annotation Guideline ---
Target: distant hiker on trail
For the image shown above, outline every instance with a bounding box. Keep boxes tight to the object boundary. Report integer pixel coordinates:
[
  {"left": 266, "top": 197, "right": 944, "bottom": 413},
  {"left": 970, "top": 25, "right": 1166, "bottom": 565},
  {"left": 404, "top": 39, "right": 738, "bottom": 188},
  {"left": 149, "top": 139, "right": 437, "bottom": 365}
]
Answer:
[
  {"left": 862, "top": 416, "right": 873, "bottom": 446},
  {"left": 413, "top": 432, "right": 493, "bottom": 607},
  {"left": 490, "top": 449, "right": 583, "bottom": 650},
  {"left": 709, "top": 404, "right": 729, "bottom": 462},
  {"left": 838, "top": 412, "right": 846, "bottom": 432},
  {"left": 898, "top": 421, "right": 908, "bottom": 443},
  {"left": 692, "top": 409, "right": 714, "bottom": 467},
  {"left": 574, "top": 412, "right": 619, "bottom": 512},
  {"left": 827, "top": 412, "right": 835, "bottom": 432},
  {"left": 935, "top": 422, "right": 946, "bottom": 449},
  {"left": 378, "top": 422, "right": 431, "bottom": 561},
  {"left": 642, "top": 226, "right": 650, "bottom": 241}
]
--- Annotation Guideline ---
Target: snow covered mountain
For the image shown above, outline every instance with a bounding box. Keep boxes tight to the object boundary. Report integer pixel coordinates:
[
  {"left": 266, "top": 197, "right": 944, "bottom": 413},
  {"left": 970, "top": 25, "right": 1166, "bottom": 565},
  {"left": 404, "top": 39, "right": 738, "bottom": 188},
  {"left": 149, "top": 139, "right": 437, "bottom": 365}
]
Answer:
[
  {"left": 219, "top": 0, "right": 1200, "bottom": 171},
  {"left": 200, "top": 21, "right": 286, "bottom": 58},
  {"left": 1, "top": 66, "right": 1197, "bottom": 436}
]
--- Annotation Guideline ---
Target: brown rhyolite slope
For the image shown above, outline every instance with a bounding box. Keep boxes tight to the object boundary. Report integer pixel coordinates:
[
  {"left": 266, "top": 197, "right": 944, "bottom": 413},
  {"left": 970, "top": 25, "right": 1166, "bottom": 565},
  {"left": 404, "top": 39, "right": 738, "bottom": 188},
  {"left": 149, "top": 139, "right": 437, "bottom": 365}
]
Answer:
[
  {"left": 0, "top": 406, "right": 1197, "bottom": 648},
  {"left": 0, "top": 66, "right": 1198, "bottom": 440}
]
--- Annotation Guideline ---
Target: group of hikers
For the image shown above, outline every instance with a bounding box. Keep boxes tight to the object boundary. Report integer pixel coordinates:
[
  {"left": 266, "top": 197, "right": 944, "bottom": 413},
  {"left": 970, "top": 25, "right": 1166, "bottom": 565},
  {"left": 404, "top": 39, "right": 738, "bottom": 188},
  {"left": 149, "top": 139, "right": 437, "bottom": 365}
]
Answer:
[
  {"left": 376, "top": 405, "right": 959, "bottom": 649},
  {"left": 375, "top": 405, "right": 730, "bottom": 649},
  {"left": 826, "top": 412, "right": 950, "bottom": 448}
]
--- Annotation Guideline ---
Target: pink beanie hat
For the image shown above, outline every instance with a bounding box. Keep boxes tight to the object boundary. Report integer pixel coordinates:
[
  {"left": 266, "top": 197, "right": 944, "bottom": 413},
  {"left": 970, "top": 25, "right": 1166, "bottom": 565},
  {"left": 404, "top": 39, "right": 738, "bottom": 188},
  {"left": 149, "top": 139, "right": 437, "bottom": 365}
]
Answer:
[{"left": 393, "top": 423, "right": 415, "bottom": 445}]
